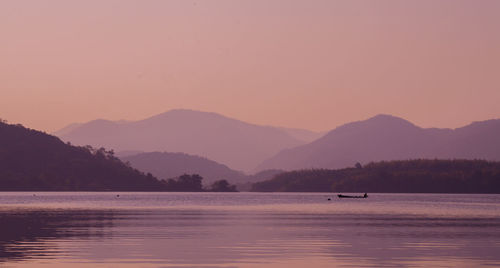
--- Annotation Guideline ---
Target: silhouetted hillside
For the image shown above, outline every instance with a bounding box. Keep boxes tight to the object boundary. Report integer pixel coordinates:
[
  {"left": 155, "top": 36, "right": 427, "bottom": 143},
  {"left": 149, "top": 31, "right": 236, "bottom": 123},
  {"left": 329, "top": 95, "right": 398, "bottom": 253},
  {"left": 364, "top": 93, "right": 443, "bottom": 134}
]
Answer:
[
  {"left": 121, "top": 152, "right": 247, "bottom": 185},
  {"left": 234, "top": 169, "right": 285, "bottom": 191},
  {"left": 251, "top": 159, "right": 500, "bottom": 193},
  {"left": 0, "top": 122, "right": 163, "bottom": 191},
  {"left": 56, "top": 109, "right": 316, "bottom": 172},
  {"left": 245, "top": 169, "right": 285, "bottom": 183},
  {"left": 258, "top": 115, "right": 500, "bottom": 171}
]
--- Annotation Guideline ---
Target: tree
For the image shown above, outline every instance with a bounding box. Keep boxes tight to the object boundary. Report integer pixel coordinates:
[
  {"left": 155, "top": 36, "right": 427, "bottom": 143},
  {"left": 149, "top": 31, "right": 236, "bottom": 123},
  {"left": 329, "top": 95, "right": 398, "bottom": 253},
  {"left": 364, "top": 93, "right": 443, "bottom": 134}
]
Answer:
[
  {"left": 165, "top": 174, "right": 204, "bottom": 191},
  {"left": 210, "top": 180, "right": 237, "bottom": 192}
]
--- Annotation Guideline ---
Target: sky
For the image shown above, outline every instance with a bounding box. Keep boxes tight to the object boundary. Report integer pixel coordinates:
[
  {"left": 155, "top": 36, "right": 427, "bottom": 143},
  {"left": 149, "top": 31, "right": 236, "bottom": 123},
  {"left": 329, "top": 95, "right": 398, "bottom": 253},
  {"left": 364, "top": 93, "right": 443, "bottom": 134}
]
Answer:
[{"left": 1, "top": 0, "right": 499, "bottom": 133}]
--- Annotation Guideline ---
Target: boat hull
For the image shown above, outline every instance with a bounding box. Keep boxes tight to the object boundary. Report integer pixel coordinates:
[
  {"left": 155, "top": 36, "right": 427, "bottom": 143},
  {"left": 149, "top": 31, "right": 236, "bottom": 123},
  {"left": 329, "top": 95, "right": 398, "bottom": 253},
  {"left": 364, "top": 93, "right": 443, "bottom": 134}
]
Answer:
[{"left": 337, "top": 194, "right": 367, "bottom": 198}]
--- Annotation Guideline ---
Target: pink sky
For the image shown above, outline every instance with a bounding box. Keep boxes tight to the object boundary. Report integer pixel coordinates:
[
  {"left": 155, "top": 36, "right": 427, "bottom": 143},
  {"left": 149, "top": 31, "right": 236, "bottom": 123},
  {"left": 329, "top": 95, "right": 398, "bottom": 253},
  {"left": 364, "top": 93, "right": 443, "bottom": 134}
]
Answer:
[{"left": 1, "top": 0, "right": 499, "bottom": 132}]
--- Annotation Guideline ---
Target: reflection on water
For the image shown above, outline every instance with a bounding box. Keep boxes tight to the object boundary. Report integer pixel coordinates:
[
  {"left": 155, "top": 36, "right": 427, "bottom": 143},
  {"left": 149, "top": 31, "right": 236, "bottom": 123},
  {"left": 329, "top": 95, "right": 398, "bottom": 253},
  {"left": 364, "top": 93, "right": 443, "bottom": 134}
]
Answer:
[
  {"left": 0, "top": 193, "right": 499, "bottom": 267},
  {"left": 0, "top": 209, "right": 115, "bottom": 261}
]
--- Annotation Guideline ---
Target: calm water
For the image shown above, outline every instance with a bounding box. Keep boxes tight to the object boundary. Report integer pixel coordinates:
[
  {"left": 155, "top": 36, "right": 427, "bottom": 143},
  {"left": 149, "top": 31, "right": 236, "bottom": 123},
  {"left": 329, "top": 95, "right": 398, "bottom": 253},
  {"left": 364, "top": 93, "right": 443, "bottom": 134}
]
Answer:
[{"left": 0, "top": 192, "right": 499, "bottom": 267}]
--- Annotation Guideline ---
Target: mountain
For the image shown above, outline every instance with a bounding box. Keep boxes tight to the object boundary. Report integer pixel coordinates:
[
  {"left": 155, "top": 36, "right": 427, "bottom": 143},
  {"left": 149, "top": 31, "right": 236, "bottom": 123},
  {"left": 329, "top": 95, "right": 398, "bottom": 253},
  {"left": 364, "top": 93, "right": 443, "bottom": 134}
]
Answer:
[
  {"left": 52, "top": 122, "right": 83, "bottom": 136},
  {"left": 0, "top": 121, "right": 163, "bottom": 191},
  {"left": 257, "top": 114, "right": 500, "bottom": 171},
  {"left": 121, "top": 152, "right": 284, "bottom": 191},
  {"left": 121, "top": 152, "right": 247, "bottom": 185},
  {"left": 115, "top": 150, "right": 145, "bottom": 158},
  {"left": 56, "top": 109, "right": 312, "bottom": 172},
  {"left": 244, "top": 169, "right": 285, "bottom": 183},
  {"left": 233, "top": 169, "right": 285, "bottom": 191},
  {"left": 278, "top": 127, "right": 326, "bottom": 143}
]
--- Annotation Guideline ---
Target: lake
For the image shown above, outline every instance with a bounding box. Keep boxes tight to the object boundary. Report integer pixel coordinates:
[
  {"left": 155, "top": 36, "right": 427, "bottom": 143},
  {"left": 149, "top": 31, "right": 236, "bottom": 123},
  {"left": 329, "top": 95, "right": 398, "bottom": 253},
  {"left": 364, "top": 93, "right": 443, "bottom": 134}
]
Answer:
[{"left": 0, "top": 192, "right": 499, "bottom": 267}]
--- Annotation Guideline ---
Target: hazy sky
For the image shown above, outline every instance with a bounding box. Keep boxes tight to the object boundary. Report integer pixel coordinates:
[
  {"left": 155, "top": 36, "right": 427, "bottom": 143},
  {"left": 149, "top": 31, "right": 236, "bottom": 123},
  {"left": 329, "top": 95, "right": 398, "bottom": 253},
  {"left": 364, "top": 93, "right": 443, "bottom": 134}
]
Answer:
[{"left": 1, "top": 0, "right": 499, "bottom": 132}]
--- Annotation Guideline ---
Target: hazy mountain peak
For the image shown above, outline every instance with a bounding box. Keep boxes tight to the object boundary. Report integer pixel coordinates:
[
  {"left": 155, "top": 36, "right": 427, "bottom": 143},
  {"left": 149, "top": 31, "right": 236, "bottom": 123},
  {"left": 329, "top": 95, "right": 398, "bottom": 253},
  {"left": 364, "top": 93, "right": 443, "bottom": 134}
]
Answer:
[
  {"left": 146, "top": 109, "right": 230, "bottom": 121},
  {"left": 52, "top": 122, "right": 83, "bottom": 136},
  {"left": 86, "top": 119, "right": 116, "bottom": 126},
  {"left": 56, "top": 110, "right": 307, "bottom": 172},
  {"left": 355, "top": 114, "right": 417, "bottom": 128},
  {"left": 318, "top": 114, "right": 419, "bottom": 142},
  {"left": 370, "top": 113, "right": 407, "bottom": 121},
  {"left": 257, "top": 116, "right": 500, "bottom": 171}
]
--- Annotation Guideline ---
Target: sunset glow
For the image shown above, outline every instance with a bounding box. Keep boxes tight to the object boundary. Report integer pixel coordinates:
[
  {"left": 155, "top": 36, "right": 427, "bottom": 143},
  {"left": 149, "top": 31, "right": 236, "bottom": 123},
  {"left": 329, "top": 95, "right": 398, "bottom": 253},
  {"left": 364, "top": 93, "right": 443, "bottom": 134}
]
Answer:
[{"left": 1, "top": 0, "right": 499, "bottom": 132}]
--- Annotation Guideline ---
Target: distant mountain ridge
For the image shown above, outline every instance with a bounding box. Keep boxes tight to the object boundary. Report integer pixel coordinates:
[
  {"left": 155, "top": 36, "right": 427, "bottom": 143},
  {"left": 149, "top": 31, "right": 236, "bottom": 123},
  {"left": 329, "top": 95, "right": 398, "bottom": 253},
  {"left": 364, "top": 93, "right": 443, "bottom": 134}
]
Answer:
[
  {"left": 121, "top": 152, "right": 247, "bottom": 185},
  {"left": 56, "top": 109, "right": 322, "bottom": 172},
  {"left": 120, "top": 152, "right": 284, "bottom": 189},
  {"left": 257, "top": 114, "right": 500, "bottom": 171},
  {"left": 56, "top": 111, "right": 500, "bottom": 173}
]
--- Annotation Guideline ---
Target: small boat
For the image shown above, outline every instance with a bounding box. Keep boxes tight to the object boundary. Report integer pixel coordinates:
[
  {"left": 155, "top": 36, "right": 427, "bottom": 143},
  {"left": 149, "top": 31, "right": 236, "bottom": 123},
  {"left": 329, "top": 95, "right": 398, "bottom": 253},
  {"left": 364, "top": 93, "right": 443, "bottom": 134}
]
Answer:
[{"left": 338, "top": 193, "right": 368, "bottom": 199}]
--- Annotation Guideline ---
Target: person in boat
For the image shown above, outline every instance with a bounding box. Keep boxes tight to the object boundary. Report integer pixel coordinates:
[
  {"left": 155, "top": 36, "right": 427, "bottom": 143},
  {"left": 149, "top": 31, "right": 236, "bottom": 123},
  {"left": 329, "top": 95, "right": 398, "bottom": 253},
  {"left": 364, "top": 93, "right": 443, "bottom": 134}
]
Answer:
[{"left": 364, "top": 193, "right": 368, "bottom": 198}]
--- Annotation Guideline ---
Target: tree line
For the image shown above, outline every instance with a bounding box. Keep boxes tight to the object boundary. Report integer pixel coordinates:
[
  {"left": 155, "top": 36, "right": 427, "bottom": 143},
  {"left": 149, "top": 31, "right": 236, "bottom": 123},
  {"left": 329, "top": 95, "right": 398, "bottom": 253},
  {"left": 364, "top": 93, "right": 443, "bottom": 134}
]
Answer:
[
  {"left": 251, "top": 159, "right": 500, "bottom": 193},
  {"left": 163, "top": 174, "right": 237, "bottom": 192}
]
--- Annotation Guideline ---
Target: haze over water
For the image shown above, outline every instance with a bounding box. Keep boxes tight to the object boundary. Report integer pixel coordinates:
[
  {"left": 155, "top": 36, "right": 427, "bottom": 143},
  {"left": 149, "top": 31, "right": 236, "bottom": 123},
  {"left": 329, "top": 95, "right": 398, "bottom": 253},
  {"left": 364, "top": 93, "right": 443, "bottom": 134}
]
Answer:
[{"left": 1, "top": 192, "right": 499, "bottom": 267}]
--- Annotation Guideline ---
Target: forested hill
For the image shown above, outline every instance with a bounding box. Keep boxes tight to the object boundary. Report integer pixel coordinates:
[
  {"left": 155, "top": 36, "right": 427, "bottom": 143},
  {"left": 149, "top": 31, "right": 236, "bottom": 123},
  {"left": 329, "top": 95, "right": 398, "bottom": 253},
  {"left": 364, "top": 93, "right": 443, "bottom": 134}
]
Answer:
[
  {"left": 0, "top": 121, "right": 163, "bottom": 191},
  {"left": 251, "top": 160, "right": 500, "bottom": 193},
  {"left": 121, "top": 152, "right": 247, "bottom": 185}
]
